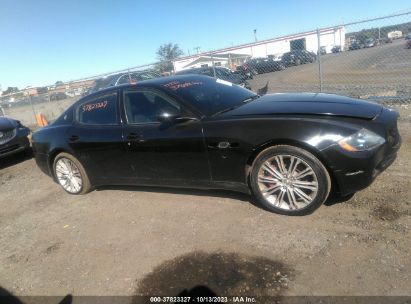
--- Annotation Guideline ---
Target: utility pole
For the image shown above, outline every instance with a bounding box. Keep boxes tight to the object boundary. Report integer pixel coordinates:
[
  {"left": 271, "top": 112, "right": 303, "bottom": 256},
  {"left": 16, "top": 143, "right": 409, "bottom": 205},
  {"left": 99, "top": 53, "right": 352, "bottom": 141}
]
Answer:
[
  {"left": 316, "top": 29, "right": 323, "bottom": 92},
  {"left": 253, "top": 29, "right": 258, "bottom": 42}
]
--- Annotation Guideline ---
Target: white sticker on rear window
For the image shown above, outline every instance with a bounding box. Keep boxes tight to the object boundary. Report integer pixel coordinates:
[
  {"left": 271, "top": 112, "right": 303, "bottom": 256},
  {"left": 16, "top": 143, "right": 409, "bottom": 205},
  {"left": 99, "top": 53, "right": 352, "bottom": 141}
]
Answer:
[{"left": 216, "top": 78, "right": 233, "bottom": 86}]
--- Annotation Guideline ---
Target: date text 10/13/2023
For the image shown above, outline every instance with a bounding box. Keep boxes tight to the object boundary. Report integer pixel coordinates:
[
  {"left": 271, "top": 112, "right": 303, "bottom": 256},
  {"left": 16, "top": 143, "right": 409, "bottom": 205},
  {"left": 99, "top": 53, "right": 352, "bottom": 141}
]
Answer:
[{"left": 149, "top": 296, "right": 257, "bottom": 303}]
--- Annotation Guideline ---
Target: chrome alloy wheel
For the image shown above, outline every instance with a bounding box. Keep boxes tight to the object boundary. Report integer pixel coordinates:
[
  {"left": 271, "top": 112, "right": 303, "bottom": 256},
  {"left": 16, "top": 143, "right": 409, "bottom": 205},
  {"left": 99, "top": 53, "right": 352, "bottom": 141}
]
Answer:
[
  {"left": 55, "top": 157, "right": 83, "bottom": 194},
  {"left": 257, "top": 154, "right": 319, "bottom": 210}
]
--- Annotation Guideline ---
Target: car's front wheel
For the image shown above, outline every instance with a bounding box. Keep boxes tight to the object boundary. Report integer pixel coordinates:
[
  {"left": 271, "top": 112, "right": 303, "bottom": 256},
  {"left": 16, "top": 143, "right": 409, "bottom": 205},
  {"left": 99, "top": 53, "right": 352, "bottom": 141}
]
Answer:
[
  {"left": 53, "top": 152, "right": 92, "bottom": 194},
  {"left": 250, "top": 145, "right": 331, "bottom": 215}
]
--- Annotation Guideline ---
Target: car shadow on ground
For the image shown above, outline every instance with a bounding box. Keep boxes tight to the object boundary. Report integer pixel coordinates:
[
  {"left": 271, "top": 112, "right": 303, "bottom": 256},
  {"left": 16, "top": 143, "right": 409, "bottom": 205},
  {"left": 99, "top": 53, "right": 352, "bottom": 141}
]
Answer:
[
  {"left": 0, "top": 149, "right": 33, "bottom": 170},
  {"left": 97, "top": 184, "right": 254, "bottom": 204},
  {"left": 97, "top": 184, "right": 352, "bottom": 213}
]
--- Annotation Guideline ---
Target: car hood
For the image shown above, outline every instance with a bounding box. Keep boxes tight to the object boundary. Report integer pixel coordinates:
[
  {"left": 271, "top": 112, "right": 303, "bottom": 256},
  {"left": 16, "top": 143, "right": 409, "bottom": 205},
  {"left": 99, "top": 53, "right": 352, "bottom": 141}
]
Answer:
[
  {"left": 0, "top": 117, "right": 17, "bottom": 131},
  {"left": 222, "top": 93, "right": 382, "bottom": 119}
]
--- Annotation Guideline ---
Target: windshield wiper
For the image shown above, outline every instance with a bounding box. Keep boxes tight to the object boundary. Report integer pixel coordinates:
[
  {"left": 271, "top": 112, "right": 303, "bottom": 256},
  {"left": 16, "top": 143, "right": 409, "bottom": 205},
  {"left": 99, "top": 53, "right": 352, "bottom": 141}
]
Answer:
[
  {"left": 212, "top": 95, "right": 260, "bottom": 117},
  {"left": 241, "top": 94, "right": 260, "bottom": 104},
  {"left": 212, "top": 105, "right": 240, "bottom": 116}
]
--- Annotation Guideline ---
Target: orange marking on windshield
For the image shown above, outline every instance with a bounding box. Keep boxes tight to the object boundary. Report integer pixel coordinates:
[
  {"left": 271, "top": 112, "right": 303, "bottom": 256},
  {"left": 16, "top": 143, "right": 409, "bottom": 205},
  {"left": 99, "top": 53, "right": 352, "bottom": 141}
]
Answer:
[{"left": 82, "top": 100, "right": 108, "bottom": 112}]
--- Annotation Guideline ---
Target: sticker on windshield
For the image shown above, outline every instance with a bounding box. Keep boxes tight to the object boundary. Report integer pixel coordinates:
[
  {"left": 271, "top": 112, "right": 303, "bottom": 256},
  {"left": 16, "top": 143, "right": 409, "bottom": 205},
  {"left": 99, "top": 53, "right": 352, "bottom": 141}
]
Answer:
[{"left": 216, "top": 78, "right": 233, "bottom": 86}]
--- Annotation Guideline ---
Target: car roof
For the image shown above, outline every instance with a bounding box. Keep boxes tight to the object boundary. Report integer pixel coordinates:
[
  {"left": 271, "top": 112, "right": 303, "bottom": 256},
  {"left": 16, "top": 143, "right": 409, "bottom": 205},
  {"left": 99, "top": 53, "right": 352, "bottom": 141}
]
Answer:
[{"left": 82, "top": 74, "right": 215, "bottom": 99}]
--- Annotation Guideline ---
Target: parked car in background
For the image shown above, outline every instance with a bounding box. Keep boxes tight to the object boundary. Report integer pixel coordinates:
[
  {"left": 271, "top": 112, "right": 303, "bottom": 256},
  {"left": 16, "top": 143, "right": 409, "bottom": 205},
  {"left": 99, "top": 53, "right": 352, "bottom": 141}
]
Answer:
[
  {"left": 331, "top": 46, "right": 341, "bottom": 53},
  {"left": 349, "top": 41, "right": 363, "bottom": 50},
  {"left": 267, "top": 54, "right": 282, "bottom": 61},
  {"left": 0, "top": 117, "right": 30, "bottom": 159},
  {"left": 32, "top": 75, "right": 401, "bottom": 215},
  {"left": 242, "top": 57, "right": 286, "bottom": 74},
  {"left": 404, "top": 33, "right": 411, "bottom": 40},
  {"left": 50, "top": 92, "right": 68, "bottom": 101},
  {"left": 176, "top": 67, "right": 251, "bottom": 89},
  {"left": 88, "top": 70, "right": 161, "bottom": 95},
  {"left": 281, "top": 50, "right": 316, "bottom": 67},
  {"left": 235, "top": 65, "right": 255, "bottom": 80},
  {"left": 406, "top": 39, "right": 411, "bottom": 49},
  {"left": 364, "top": 38, "right": 377, "bottom": 48},
  {"left": 319, "top": 46, "right": 327, "bottom": 55},
  {"left": 384, "top": 37, "right": 393, "bottom": 44}
]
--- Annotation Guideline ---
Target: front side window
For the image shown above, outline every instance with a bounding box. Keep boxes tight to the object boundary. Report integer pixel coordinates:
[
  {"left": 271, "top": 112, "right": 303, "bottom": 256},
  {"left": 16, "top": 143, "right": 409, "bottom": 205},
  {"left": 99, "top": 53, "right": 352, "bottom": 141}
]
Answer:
[
  {"left": 124, "top": 90, "right": 180, "bottom": 124},
  {"left": 77, "top": 92, "right": 118, "bottom": 125}
]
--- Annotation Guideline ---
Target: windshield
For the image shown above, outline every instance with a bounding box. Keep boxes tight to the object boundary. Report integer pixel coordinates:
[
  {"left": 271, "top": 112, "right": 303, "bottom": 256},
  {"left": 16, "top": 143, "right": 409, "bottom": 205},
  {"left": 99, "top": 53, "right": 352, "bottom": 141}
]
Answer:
[{"left": 161, "top": 77, "right": 256, "bottom": 116}]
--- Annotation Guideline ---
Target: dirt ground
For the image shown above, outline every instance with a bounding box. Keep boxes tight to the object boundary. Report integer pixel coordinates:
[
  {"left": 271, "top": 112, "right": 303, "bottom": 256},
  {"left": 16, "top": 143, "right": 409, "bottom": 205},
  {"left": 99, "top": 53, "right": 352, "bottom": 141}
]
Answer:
[{"left": 0, "top": 106, "right": 410, "bottom": 300}]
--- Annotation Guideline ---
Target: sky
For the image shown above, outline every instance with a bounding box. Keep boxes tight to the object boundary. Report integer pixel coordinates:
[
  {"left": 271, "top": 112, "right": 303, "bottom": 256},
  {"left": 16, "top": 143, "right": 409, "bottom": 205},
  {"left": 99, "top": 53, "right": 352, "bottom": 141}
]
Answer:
[{"left": 0, "top": 0, "right": 410, "bottom": 89}]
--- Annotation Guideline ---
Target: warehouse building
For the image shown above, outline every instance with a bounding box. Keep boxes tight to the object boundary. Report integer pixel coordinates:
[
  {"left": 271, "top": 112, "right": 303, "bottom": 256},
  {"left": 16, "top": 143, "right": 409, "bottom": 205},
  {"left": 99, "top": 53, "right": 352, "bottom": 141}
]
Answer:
[{"left": 174, "top": 26, "right": 345, "bottom": 71}]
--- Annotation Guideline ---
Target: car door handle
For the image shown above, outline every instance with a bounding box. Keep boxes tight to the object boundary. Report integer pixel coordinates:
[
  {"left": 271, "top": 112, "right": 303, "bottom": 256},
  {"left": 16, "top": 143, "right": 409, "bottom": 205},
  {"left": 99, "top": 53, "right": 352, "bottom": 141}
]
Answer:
[
  {"left": 126, "top": 133, "right": 141, "bottom": 140},
  {"left": 68, "top": 135, "right": 79, "bottom": 142},
  {"left": 126, "top": 133, "right": 145, "bottom": 143}
]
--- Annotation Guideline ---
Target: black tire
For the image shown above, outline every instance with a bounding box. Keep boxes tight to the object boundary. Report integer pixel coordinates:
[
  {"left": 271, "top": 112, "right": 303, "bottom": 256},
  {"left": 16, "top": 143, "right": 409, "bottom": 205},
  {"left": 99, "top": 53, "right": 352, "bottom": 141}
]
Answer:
[
  {"left": 250, "top": 145, "right": 331, "bottom": 215},
  {"left": 52, "top": 152, "right": 92, "bottom": 195}
]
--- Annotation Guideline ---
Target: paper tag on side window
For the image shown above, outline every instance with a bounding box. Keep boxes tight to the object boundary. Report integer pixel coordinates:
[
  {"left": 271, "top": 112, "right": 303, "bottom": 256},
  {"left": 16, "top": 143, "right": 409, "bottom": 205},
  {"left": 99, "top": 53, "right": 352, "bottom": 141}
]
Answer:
[{"left": 216, "top": 78, "right": 233, "bottom": 86}]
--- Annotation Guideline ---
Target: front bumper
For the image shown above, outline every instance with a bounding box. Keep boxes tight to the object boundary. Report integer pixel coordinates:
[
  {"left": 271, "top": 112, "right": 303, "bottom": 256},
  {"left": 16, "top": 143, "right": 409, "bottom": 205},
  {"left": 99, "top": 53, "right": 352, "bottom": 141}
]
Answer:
[
  {"left": 0, "top": 128, "right": 30, "bottom": 159},
  {"left": 323, "top": 135, "right": 401, "bottom": 196}
]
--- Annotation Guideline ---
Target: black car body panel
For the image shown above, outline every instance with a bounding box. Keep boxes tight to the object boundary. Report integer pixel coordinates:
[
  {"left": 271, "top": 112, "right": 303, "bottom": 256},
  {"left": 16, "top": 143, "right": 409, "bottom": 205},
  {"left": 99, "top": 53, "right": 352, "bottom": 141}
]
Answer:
[
  {"left": 222, "top": 93, "right": 382, "bottom": 119},
  {"left": 32, "top": 75, "right": 400, "bottom": 197},
  {"left": 0, "top": 117, "right": 30, "bottom": 158}
]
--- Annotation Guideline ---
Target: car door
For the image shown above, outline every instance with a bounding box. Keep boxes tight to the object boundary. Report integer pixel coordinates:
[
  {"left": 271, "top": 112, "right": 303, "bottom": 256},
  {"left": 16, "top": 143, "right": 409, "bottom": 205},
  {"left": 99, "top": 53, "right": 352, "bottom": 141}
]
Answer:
[
  {"left": 121, "top": 87, "right": 211, "bottom": 185},
  {"left": 68, "top": 90, "right": 129, "bottom": 183}
]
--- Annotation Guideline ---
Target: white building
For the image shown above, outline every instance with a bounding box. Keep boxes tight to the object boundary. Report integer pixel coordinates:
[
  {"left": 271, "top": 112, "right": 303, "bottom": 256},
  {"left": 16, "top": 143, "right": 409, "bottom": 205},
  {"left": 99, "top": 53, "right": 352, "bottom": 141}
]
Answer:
[
  {"left": 387, "top": 31, "right": 402, "bottom": 39},
  {"left": 174, "top": 26, "right": 345, "bottom": 71}
]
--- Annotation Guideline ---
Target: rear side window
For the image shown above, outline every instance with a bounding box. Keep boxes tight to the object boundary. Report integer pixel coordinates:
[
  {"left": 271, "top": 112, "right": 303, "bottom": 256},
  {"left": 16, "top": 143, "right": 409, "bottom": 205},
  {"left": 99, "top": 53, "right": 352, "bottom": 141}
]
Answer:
[{"left": 77, "top": 92, "right": 118, "bottom": 125}]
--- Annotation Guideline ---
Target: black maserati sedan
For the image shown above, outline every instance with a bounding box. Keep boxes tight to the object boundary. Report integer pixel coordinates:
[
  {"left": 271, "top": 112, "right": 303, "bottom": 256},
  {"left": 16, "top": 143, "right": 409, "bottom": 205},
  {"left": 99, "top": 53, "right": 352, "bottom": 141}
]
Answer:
[
  {"left": 32, "top": 75, "right": 401, "bottom": 215},
  {"left": 0, "top": 117, "right": 31, "bottom": 158}
]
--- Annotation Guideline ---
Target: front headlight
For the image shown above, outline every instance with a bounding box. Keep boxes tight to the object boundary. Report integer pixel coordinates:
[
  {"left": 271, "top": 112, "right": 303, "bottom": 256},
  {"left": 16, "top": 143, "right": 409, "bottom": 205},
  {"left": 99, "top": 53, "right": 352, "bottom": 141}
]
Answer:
[{"left": 338, "top": 128, "right": 385, "bottom": 152}]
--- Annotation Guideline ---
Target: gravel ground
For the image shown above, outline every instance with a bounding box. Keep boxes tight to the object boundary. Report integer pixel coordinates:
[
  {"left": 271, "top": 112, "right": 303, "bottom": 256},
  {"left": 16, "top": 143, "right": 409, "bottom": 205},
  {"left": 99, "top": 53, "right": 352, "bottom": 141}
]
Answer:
[{"left": 0, "top": 107, "right": 410, "bottom": 300}]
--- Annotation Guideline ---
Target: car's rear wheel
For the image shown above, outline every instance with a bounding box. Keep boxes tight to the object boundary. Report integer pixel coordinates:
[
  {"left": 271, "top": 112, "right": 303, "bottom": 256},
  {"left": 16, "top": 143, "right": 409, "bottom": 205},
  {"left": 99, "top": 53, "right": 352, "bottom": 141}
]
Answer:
[
  {"left": 53, "top": 152, "right": 92, "bottom": 194},
  {"left": 250, "top": 145, "right": 331, "bottom": 215}
]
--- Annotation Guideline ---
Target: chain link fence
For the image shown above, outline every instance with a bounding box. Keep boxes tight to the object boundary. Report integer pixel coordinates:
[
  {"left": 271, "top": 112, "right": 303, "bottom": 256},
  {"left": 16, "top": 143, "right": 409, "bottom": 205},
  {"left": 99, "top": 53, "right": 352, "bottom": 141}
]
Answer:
[{"left": 1, "top": 11, "right": 410, "bottom": 127}]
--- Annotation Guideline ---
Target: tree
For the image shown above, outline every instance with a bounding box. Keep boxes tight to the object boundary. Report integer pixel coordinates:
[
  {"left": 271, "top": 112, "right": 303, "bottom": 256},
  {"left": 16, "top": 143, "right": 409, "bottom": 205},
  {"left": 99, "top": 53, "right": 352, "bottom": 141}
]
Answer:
[
  {"left": 55, "top": 81, "right": 64, "bottom": 86},
  {"left": 2, "top": 87, "right": 18, "bottom": 95},
  {"left": 156, "top": 43, "right": 184, "bottom": 73}
]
